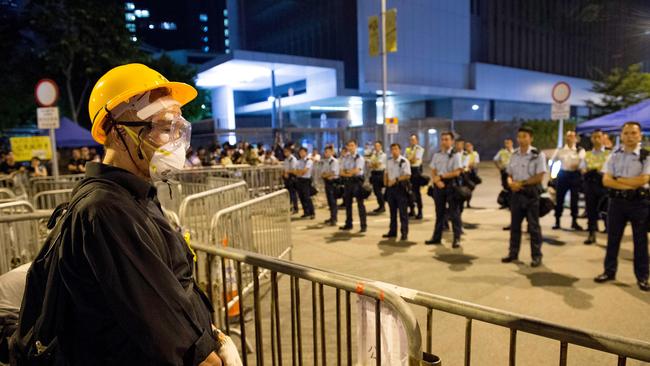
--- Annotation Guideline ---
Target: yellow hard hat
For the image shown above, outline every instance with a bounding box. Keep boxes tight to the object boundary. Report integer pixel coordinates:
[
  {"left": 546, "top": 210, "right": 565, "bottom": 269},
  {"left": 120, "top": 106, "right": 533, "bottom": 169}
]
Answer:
[{"left": 88, "top": 63, "right": 197, "bottom": 145}]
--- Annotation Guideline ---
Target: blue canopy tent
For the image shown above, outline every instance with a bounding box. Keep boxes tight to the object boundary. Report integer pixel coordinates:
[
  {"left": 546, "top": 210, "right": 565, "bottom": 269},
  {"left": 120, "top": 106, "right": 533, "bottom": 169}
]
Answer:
[
  {"left": 47, "top": 117, "right": 100, "bottom": 148},
  {"left": 576, "top": 99, "right": 650, "bottom": 134}
]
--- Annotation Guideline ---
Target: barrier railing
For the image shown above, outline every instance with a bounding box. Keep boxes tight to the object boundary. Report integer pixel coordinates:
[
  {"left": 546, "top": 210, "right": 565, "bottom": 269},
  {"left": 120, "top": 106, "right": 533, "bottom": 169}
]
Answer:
[
  {"left": 0, "top": 211, "right": 51, "bottom": 275},
  {"left": 192, "top": 245, "right": 439, "bottom": 366},
  {"left": 0, "top": 200, "right": 35, "bottom": 215},
  {"left": 29, "top": 174, "right": 84, "bottom": 195},
  {"left": 32, "top": 189, "right": 73, "bottom": 211}
]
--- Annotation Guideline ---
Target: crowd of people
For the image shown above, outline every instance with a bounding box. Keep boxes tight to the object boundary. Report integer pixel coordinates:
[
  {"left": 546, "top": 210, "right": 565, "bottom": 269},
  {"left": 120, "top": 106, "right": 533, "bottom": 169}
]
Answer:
[
  {"left": 0, "top": 146, "right": 102, "bottom": 180},
  {"left": 182, "top": 141, "right": 312, "bottom": 168}
]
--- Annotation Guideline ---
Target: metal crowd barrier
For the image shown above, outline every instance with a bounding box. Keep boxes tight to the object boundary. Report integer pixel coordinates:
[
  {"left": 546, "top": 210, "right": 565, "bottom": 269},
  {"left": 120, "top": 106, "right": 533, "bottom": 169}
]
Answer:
[
  {"left": 0, "top": 200, "right": 35, "bottom": 215},
  {"left": 177, "top": 165, "right": 284, "bottom": 197},
  {"left": 29, "top": 174, "right": 84, "bottom": 195},
  {"left": 0, "top": 211, "right": 51, "bottom": 275},
  {"left": 32, "top": 189, "right": 73, "bottom": 211},
  {"left": 192, "top": 245, "right": 439, "bottom": 366}
]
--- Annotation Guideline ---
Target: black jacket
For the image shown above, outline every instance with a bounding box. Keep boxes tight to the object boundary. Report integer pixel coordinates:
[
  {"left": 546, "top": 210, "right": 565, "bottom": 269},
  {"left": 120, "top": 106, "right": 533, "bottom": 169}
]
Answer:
[{"left": 57, "top": 163, "right": 218, "bottom": 365}]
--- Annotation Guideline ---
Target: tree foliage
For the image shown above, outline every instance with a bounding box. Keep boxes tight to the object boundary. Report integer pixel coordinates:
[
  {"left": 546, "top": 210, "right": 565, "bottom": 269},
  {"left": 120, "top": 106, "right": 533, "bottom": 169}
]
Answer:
[{"left": 586, "top": 63, "right": 650, "bottom": 118}]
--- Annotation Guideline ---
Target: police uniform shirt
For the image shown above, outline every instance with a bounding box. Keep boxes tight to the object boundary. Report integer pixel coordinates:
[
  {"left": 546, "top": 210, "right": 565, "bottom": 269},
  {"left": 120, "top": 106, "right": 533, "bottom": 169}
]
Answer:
[
  {"left": 322, "top": 156, "right": 340, "bottom": 179},
  {"left": 429, "top": 148, "right": 462, "bottom": 175},
  {"left": 551, "top": 145, "right": 585, "bottom": 171},
  {"left": 283, "top": 154, "right": 297, "bottom": 173},
  {"left": 493, "top": 148, "right": 514, "bottom": 167},
  {"left": 455, "top": 151, "right": 467, "bottom": 169},
  {"left": 602, "top": 145, "right": 650, "bottom": 178},
  {"left": 580, "top": 146, "right": 610, "bottom": 171},
  {"left": 462, "top": 151, "right": 480, "bottom": 168},
  {"left": 507, "top": 146, "right": 547, "bottom": 181},
  {"left": 296, "top": 157, "right": 314, "bottom": 179},
  {"left": 406, "top": 144, "right": 424, "bottom": 167},
  {"left": 342, "top": 153, "right": 365, "bottom": 177},
  {"left": 370, "top": 150, "right": 387, "bottom": 171},
  {"left": 386, "top": 155, "right": 411, "bottom": 181}
]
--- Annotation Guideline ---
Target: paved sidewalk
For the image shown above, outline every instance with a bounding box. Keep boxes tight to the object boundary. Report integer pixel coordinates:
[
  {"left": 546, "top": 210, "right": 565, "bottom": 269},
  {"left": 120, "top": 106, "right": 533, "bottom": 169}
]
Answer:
[{"left": 289, "top": 164, "right": 650, "bottom": 365}]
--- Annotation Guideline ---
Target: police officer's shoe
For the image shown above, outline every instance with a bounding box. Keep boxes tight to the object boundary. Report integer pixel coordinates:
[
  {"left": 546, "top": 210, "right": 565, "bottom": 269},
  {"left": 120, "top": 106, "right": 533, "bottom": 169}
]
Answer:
[
  {"left": 308, "top": 215, "right": 315, "bottom": 220},
  {"left": 373, "top": 207, "right": 386, "bottom": 213},
  {"left": 571, "top": 221, "right": 584, "bottom": 231},
  {"left": 594, "top": 273, "right": 616, "bottom": 283},
  {"left": 425, "top": 238, "right": 442, "bottom": 245},
  {"left": 452, "top": 238, "right": 461, "bottom": 248},
  {"left": 359, "top": 227, "right": 367, "bottom": 233},
  {"left": 552, "top": 219, "right": 561, "bottom": 230},
  {"left": 400, "top": 234, "right": 408, "bottom": 241},
  {"left": 638, "top": 280, "right": 650, "bottom": 292},
  {"left": 502, "top": 225, "right": 510, "bottom": 231},
  {"left": 584, "top": 232, "right": 596, "bottom": 245},
  {"left": 501, "top": 256, "right": 517, "bottom": 263},
  {"left": 328, "top": 221, "right": 337, "bottom": 226},
  {"left": 382, "top": 232, "right": 397, "bottom": 238},
  {"left": 415, "top": 212, "right": 423, "bottom": 220},
  {"left": 339, "top": 225, "right": 353, "bottom": 231},
  {"left": 530, "top": 258, "right": 542, "bottom": 268},
  {"left": 408, "top": 211, "right": 415, "bottom": 217}
]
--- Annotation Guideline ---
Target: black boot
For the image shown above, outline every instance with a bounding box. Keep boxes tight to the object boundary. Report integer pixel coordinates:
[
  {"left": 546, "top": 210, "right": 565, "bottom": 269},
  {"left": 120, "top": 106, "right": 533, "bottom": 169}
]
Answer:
[
  {"left": 552, "top": 217, "right": 560, "bottom": 230},
  {"left": 584, "top": 231, "right": 596, "bottom": 245},
  {"left": 571, "top": 219, "right": 584, "bottom": 231}
]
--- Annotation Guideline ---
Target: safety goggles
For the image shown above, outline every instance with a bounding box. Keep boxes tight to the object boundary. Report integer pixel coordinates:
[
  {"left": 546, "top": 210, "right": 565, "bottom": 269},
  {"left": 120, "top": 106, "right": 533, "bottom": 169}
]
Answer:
[{"left": 116, "top": 110, "right": 191, "bottom": 150}]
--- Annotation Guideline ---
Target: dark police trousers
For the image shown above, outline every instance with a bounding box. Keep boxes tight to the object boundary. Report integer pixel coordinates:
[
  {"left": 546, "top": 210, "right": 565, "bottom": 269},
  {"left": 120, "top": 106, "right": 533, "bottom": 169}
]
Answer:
[
  {"left": 324, "top": 180, "right": 338, "bottom": 222},
  {"left": 583, "top": 172, "right": 607, "bottom": 232},
  {"left": 431, "top": 183, "right": 461, "bottom": 241},
  {"left": 555, "top": 170, "right": 581, "bottom": 219},
  {"left": 509, "top": 190, "right": 543, "bottom": 259},
  {"left": 604, "top": 197, "right": 649, "bottom": 281},
  {"left": 343, "top": 178, "right": 367, "bottom": 229},
  {"left": 284, "top": 176, "right": 298, "bottom": 211},
  {"left": 409, "top": 166, "right": 424, "bottom": 214},
  {"left": 371, "top": 170, "right": 385, "bottom": 209},
  {"left": 295, "top": 177, "right": 315, "bottom": 216},
  {"left": 386, "top": 185, "right": 409, "bottom": 235}
]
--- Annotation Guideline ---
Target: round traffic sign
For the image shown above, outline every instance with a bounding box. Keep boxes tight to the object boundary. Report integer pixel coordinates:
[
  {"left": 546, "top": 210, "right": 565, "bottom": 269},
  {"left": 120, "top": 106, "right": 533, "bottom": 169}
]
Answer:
[
  {"left": 35, "top": 79, "right": 59, "bottom": 107},
  {"left": 551, "top": 82, "right": 571, "bottom": 104}
]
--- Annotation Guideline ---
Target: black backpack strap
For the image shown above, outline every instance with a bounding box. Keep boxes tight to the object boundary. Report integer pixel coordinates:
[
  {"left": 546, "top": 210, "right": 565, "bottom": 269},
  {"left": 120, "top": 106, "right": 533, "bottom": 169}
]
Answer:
[{"left": 640, "top": 149, "right": 649, "bottom": 163}]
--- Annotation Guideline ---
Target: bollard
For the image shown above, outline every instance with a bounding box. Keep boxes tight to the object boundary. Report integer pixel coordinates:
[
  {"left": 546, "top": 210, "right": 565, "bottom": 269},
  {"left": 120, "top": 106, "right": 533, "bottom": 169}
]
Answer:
[{"left": 418, "top": 352, "right": 442, "bottom": 366}]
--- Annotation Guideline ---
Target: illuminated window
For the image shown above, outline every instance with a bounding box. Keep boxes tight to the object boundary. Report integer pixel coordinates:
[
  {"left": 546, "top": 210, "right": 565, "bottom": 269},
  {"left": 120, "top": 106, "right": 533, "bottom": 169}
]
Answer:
[
  {"left": 125, "top": 2, "right": 135, "bottom": 10},
  {"left": 203, "top": 46, "right": 210, "bottom": 52},
  {"left": 126, "top": 23, "right": 136, "bottom": 32},
  {"left": 161, "top": 22, "right": 177, "bottom": 30},
  {"left": 224, "top": 18, "right": 228, "bottom": 26},
  {"left": 199, "top": 13, "right": 208, "bottom": 22},
  {"left": 225, "top": 48, "right": 230, "bottom": 54},
  {"left": 134, "top": 9, "right": 149, "bottom": 18},
  {"left": 125, "top": 13, "right": 135, "bottom": 21},
  {"left": 224, "top": 29, "right": 229, "bottom": 36},
  {"left": 202, "top": 36, "right": 208, "bottom": 42},
  {"left": 223, "top": 9, "right": 228, "bottom": 16},
  {"left": 224, "top": 39, "right": 229, "bottom": 46},
  {"left": 202, "top": 25, "right": 208, "bottom": 32}
]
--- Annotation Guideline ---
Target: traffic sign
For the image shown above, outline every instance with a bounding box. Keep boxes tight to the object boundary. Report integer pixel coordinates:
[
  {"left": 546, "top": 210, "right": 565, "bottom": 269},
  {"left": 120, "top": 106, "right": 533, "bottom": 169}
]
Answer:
[
  {"left": 551, "top": 103, "right": 570, "bottom": 120},
  {"left": 551, "top": 82, "right": 571, "bottom": 104},
  {"left": 37, "top": 107, "right": 60, "bottom": 129},
  {"left": 34, "top": 79, "right": 59, "bottom": 107},
  {"left": 368, "top": 15, "right": 379, "bottom": 57},
  {"left": 385, "top": 117, "right": 398, "bottom": 134}
]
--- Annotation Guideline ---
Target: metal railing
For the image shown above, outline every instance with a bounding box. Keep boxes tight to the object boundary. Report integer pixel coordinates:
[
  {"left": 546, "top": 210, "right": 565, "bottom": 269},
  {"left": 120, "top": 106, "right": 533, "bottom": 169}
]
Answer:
[
  {"left": 192, "top": 245, "right": 439, "bottom": 366},
  {"left": 0, "top": 200, "right": 35, "bottom": 215},
  {"left": 32, "top": 189, "right": 73, "bottom": 211},
  {"left": 0, "top": 211, "right": 51, "bottom": 275},
  {"left": 29, "top": 174, "right": 84, "bottom": 195}
]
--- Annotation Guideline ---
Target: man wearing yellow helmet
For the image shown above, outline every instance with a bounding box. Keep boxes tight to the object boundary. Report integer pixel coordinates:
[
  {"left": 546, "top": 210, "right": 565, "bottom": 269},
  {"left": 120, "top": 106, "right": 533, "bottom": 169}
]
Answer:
[{"left": 19, "top": 64, "right": 225, "bottom": 365}]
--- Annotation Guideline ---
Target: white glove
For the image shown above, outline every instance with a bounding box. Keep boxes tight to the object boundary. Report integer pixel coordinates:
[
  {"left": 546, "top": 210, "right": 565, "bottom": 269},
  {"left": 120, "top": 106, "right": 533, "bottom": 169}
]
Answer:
[{"left": 215, "top": 328, "right": 243, "bottom": 366}]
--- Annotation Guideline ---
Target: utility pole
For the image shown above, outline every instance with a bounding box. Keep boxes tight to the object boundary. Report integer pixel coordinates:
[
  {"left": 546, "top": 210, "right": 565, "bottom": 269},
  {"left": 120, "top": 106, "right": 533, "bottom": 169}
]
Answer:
[{"left": 381, "top": 0, "right": 388, "bottom": 147}]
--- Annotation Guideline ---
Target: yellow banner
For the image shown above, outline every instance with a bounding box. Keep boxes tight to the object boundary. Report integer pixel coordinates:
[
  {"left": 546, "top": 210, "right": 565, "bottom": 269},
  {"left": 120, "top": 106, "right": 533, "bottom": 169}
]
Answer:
[
  {"left": 386, "top": 8, "right": 397, "bottom": 53},
  {"left": 368, "top": 15, "right": 379, "bottom": 57},
  {"left": 10, "top": 136, "right": 52, "bottom": 161}
]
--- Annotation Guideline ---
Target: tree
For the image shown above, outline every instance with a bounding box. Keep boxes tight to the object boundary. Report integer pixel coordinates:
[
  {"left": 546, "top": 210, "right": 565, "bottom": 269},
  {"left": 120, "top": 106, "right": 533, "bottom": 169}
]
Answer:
[{"left": 586, "top": 63, "right": 650, "bottom": 117}]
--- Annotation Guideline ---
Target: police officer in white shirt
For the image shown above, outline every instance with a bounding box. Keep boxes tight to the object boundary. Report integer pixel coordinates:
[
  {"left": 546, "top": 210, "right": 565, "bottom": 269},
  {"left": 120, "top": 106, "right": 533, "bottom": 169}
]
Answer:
[
  {"left": 294, "top": 147, "right": 315, "bottom": 219},
  {"left": 382, "top": 143, "right": 411, "bottom": 241},
  {"left": 321, "top": 145, "right": 340, "bottom": 226},
  {"left": 550, "top": 130, "right": 585, "bottom": 230},
  {"left": 283, "top": 146, "right": 299, "bottom": 213},
  {"left": 339, "top": 139, "right": 367, "bottom": 232},
  {"left": 369, "top": 141, "right": 387, "bottom": 213},
  {"left": 406, "top": 134, "right": 425, "bottom": 219}
]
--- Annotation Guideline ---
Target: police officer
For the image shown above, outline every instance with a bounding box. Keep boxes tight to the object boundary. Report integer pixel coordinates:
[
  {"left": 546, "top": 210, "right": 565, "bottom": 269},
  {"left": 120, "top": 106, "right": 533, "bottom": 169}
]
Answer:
[
  {"left": 339, "top": 139, "right": 367, "bottom": 232},
  {"left": 594, "top": 122, "right": 650, "bottom": 292},
  {"left": 283, "top": 146, "right": 299, "bottom": 214},
  {"left": 294, "top": 147, "right": 315, "bottom": 219},
  {"left": 425, "top": 132, "right": 463, "bottom": 248},
  {"left": 383, "top": 143, "right": 412, "bottom": 241},
  {"left": 550, "top": 130, "right": 585, "bottom": 231},
  {"left": 502, "top": 127, "right": 547, "bottom": 267},
  {"left": 321, "top": 145, "right": 340, "bottom": 226},
  {"left": 580, "top": 129, "right": 610, "bottom": 244},
  {"left": 369, "top": 141, "right": 387, "bottom": 213},
  {"left": 494, "top": 138, "right": 515, "bottom": 190},
  {"left": 406, "top": 134, "right": 425, "bottom": 219}
]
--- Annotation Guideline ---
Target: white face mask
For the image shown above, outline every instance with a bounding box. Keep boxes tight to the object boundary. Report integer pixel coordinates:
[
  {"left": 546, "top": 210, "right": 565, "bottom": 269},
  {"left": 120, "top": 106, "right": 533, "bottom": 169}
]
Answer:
[{"left": 149, "top": 140, "right": 188, "bottom": 181}]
